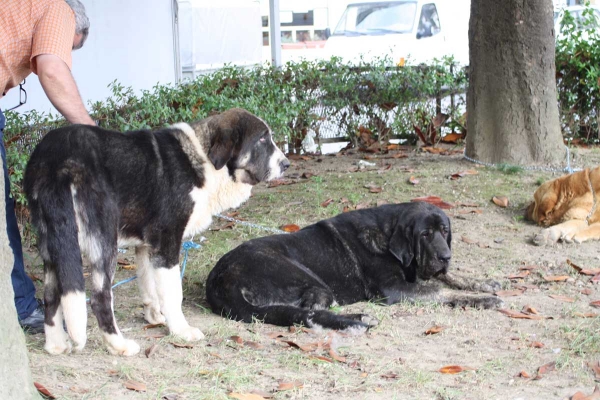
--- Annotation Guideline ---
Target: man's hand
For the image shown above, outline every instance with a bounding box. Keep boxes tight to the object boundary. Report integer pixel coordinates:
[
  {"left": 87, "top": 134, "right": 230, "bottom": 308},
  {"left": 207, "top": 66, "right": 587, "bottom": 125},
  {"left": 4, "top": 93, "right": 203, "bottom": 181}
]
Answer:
[{"left": 34, "top": 54, "right": 95, "bottom": 125}]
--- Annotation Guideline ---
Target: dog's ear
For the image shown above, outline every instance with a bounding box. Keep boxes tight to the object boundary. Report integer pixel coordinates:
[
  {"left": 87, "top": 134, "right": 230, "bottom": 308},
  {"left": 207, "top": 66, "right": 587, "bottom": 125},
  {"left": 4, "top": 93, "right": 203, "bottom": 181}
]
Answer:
[
  {"left": 389, "top": 223, "right": 414, "bottom": 267},
  {"left": 208, "top": 127, "right": 235, "bottom": 170}
]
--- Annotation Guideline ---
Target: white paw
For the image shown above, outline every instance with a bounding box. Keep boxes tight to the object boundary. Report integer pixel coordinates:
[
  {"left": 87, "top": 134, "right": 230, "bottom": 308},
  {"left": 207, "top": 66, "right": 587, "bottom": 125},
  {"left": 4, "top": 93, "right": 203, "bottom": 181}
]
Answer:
[
  {"left": 45, "top": 339, "right": 72, "bottom": 355},
  {"left": 170, "top": 325, "right": 204, "bottom": 341},
  {"left": 106, "top": 338, "right": 141, "bottom": 356},
  {"left": 72, "top": 339, "right": 87, "bottom": 353},
  {"left": 144, "top": 305, "right": 166, "bottom": 325}
]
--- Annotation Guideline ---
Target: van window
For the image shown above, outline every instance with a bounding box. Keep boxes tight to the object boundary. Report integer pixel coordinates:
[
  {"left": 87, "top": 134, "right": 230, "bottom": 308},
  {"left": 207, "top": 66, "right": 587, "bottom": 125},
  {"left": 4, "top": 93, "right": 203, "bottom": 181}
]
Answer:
[
  {"left": 333, "top": 1, "right": 418, "bottom": 35},
  {"left": 417, "top": 3, "right": 441, "bottom": 38}
]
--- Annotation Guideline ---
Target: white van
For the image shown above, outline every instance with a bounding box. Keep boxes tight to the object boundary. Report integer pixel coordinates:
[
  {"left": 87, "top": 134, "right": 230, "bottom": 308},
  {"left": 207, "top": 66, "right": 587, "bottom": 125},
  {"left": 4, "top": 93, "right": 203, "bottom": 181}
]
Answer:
[{"left": 324, "top": 0, "right": 470, "bottom": 66}]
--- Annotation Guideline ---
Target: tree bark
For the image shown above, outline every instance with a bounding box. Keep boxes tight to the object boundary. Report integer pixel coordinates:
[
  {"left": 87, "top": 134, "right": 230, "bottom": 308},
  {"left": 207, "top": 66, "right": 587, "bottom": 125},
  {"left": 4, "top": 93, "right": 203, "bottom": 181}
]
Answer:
[
  {"left": 466, "top": 0, "right": 565, "bottom": 166},
  {"left": 0, "top": 157, "right": 39, "bottom": 398}
]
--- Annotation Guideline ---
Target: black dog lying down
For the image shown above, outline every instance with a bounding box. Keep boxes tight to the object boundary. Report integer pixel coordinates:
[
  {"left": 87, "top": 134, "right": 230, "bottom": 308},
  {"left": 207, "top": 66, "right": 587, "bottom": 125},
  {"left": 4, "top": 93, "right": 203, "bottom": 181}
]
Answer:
[{"left": 206, "top": 202, "right": 502, "bottom": 332}]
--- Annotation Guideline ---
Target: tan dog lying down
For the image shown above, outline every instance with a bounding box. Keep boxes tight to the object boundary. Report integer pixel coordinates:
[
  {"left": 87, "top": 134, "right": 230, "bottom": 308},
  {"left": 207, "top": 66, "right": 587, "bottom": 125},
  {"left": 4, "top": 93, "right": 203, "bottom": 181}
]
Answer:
[{"left": 527, "top": 167, "right": 600, "bottom": 245}]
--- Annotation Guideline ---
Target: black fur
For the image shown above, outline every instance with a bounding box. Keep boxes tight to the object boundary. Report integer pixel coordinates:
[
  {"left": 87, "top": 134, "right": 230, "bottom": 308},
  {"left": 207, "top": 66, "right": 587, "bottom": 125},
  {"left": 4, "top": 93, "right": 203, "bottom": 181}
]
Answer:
[
  {"left": 206, "top": 202, "right": 455, "bottom": 331},
  {"left": 24, "top": 108, "right": 289, "bottom": 352}
]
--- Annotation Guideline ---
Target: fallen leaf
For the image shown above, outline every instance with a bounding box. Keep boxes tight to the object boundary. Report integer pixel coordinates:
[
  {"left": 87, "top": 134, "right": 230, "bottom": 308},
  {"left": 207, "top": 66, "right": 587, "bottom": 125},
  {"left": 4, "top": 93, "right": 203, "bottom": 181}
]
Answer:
[
  {"left": 517, "top": 370, "right": 531, "bottom": 378},
  {"left": 34, "top": 382, "right": 56, "bottom": 399},
  {"left": 591, "top": 301, "right": 600, "bottom": 308},
  {"left": 583, "top": 289, "right": 594, "bottom": 295},
  {"left": 250, "top": 389, "right": 274, "bottom": 399},
  {"left": 229, "top": 393, "right": 267, "bottom": 400},
  {"left": 549, "top": 295, "right": 575, "bottom": 302},
  {"left": 522, "top": 305, "right": 539, "bottom": 314},
  {"left": 574, "top": 312, "right": 598, "bottom": 318},
  {"left": 449, "top": 170, "right": 478, "bottom": 180},
  {"left": 381, "top": 373, "right": 399, "bottom": 379},
  {"left": 520, "top": 265, "right": 539, "bottom": 271},
  {"left": 145, "top": 343, "right": 159, "bottom": 358},
  {"left": 309, "top": 355, "right": 333, "bottom": 363},
  {"left": 425, "top": 325, "right": 444, "bottom": 335},
  {"left": 142, "top": 323, "right": 165, "bottom": 330},
  {"left": 495, "top": 289, "right": 525, "bottom": 297},
  {"left": 529, "top": 341, "right": 545, "bottom": 348},
  {"left": 588, "top": 361, "right": 600, "bottom": 379},
  {"left": 282, "top": 340, "right": 315, "bottom": 352},
  {"left": 492, "top": 196, "right": 509, "bottom": 208},
  {"left": 456, "top": 202, "right": 479, "bottom": 207},
  {"left": 280, "top": 224, "right": 300, "bottom": 233},
  {"left": 544, "top": 275, "right": 570, "bottom": 282},
  {"left": 355, "top": 202, "right": 371, "bottom": 210},
  {"left": 171, "top": 342, "right": 194, "bottom": 349},
  {"left": 146, "top": 333, "right": 166, "bottom": 339},
  {"left": 210, "top": 221, "right": 236, "bottom": 231},
  {"left": 439, "top": 365, "right": 475, "bottom": 374},
  {"left": 461, "top": 236, "right": 478, "bottom": 244},
  {"left": 124, "top": 380, "right": 147, "bottom": 392},
  {"left": 277, "top": 381, "right": 303, "bottom": 391},
  {"left": 441, "top": 132, "right": 465, "bottom": 144},
  {"left": 230, "top": 336, "right": 244, "bottom": 345},
  {"left": 533, "top": 361, "right": 556, "bottom": 380},
  {"left": 321, "top": 198, "right": 334, "bottom": 207},
  {"left": 498, "top": 309, "right": 545, "bottom": 320},
  {"left": 245, "top": 341, "right": 264, "bottom": 350},
  {"left": 570, "top": 386, "right": 600, "bottom": 400},
  {"left": 107, "top": 369, "right": 119, "bottom": 376},
  {"left": 458, "top": 209, "right": 483, "bottom": 214},
  {"left": 369, "top": 186, "right": 383, "bottom": 193},
  {"left": 408, "top": 176, "right": 419, "bottom": 185},
  {"left": 507, "top": 271, "right": 530, "bottom": 280},
  {"left": 411, "top": 196, "right": 454, "bottom": 209},
  {"left": 567, "top": 259, "right": 600, "bottom": 276},
  {"left": 301, "top": 172, "right": 316, "bottom": 179},
  {"left": 329, "top": 348, "right": 347, "bottom": 363}
]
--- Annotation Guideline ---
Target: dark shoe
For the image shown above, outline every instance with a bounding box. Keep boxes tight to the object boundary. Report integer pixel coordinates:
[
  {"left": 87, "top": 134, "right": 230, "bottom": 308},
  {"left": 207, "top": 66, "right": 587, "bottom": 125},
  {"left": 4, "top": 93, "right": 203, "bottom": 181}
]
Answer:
[{"left": 19, "top": 300, "right": 45, "bottom": 334}]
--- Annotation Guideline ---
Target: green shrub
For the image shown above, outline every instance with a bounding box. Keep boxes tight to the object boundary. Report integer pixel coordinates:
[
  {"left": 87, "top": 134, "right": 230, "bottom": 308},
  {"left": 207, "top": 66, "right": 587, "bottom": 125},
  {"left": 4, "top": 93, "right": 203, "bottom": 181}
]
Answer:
[{"left": 555, "top": 2, "right": 600, "bottom": 141}]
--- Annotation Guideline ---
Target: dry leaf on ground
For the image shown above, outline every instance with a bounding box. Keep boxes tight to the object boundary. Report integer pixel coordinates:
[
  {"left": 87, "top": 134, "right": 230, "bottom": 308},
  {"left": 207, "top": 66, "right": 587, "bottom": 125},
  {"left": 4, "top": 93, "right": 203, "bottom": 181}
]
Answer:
[
  {"left": 425, "top": 325, "right": 444, "bottom": 335},
  {"left": 544, "top": 275, "right": 570, "bottom": 282},
  {"left": 439, "top": 365, "right": 475, "bottom": 374},
  {"left": 507, "top": 271, "right": 530, "bottom": 280},
  {"left": 492, "top": 196, "right": 509, "bottom": 207},
  {"left": 517, "top": 370, "right": 531, "bottom": 378},
  {"left": 495, "top": 289, "right": 525, "bottom": 297},
  {"left": 280, "top": 224, "right": 300, "bottom": 233},
  {"left": 408, "top": 176, "right": 420, "bottom": 185},
  {"left": 277, "top": 381, "right": 303, "bottom": 391},
  {"left": 145, "top": 343, "right": 159, "bottom": 358},
  {"left": 549, "top": 295, "right": 575, "bottom": 302},
  {"left": 411, "top": 196, "right": 454, "bottom": 209},
  {"left": 449, "top": 170, "right": 478, "bottom": 180},
  {"left": 124, "top": 380, "right": 147, "bottom": 392},
  {"left": 321, "top": 198, "right": 334, "bottom": 207},
  {"left": 591, "top": 301, "right": 600, "bottom": 308},
  {"left": 498, "top": 309, "right": 545, "bottom": 320},
  {"left": 533, "top": 361, "right": 556, "bottom": 380},
  {"left": 588, "top": 361, "right": 600, "bottom": 379},
  {"left": 574, "top": 312, "right": 598, "bottom": 318},
  {"left": 34, "top": 382, "right": 56, "bottom": 399},
  {"left": 229, "top": 393, "right": 267, "bottom": 400}
]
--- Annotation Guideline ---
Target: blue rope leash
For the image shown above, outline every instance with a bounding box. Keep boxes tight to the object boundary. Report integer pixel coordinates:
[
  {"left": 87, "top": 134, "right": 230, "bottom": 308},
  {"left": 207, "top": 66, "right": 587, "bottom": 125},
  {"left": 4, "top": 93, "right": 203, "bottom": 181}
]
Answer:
[{"left": 85, "top": 239, "right": 202, "bottom": 302}]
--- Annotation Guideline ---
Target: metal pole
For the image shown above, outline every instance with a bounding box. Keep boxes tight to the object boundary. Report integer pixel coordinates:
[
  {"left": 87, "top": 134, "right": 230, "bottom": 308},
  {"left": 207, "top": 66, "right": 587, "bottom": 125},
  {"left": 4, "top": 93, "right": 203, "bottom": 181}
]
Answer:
[{"left": 269, "top": 0, "right": 282, "bottom": 67}]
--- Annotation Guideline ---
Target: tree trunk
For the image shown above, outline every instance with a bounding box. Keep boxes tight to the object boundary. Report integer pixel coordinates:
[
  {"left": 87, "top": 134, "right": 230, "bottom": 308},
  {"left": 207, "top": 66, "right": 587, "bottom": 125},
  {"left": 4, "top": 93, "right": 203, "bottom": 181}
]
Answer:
[
  {"left": 0, "top": 157, "right": 39, "bottom": 398},
  {"left": 466, "top": 0, "right": 565, "bottom": 166}
]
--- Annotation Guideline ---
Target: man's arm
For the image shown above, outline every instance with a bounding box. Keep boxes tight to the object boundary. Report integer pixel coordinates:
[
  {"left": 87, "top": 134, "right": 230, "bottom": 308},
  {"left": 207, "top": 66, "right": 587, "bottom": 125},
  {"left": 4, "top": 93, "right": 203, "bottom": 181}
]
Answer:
[{"left": 35, "top": 54, "right": 95, "bottom": 125}]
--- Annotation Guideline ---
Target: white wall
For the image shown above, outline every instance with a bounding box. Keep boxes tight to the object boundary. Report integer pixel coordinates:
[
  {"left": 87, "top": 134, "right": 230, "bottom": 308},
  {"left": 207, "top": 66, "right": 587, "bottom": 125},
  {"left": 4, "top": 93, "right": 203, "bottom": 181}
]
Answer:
[{"left": 0, "top": 0, "right": 178, "bottom": 117}]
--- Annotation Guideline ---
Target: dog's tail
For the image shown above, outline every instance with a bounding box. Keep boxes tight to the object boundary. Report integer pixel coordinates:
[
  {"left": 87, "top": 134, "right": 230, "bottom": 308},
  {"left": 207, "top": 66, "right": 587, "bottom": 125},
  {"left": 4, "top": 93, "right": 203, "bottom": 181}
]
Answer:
[
  {"left": 25, "top": 169, "right": 87, "bottom": 346},
  {"left": 206, "top": 275, "right": 370, "bottom": 333}
]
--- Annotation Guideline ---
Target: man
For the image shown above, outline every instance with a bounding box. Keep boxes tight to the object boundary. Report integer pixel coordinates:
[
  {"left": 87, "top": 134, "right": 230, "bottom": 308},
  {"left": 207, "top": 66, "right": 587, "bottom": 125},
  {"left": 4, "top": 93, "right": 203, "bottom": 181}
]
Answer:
[{"left": 0, "top": 0, "right": 94, "bottom": 333}]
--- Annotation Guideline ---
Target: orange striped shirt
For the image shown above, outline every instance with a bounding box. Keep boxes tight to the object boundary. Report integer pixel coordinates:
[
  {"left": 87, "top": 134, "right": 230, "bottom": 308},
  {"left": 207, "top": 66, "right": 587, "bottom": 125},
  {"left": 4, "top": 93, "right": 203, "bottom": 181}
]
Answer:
[{"left": 0, "top": 0, "right": 75, "bottom": 96}]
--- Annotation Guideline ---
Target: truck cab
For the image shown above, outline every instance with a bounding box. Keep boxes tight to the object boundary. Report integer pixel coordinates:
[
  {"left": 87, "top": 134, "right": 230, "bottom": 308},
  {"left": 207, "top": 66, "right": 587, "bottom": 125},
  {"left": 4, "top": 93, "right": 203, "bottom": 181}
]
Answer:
[{"left": 324, "top": 0, "right": 469, "bottom": 66}]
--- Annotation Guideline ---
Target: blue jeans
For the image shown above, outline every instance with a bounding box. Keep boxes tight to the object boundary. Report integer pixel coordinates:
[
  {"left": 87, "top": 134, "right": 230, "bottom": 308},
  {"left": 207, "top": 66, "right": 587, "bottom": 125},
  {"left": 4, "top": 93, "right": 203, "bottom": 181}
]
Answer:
[{"left": 0, "top": 109, "right": 38, "bottom": 320}]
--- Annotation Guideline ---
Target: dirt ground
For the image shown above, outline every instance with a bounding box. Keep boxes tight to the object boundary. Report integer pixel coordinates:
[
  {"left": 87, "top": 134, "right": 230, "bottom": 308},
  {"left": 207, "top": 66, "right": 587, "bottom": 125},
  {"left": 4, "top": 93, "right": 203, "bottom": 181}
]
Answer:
[{"left": 24, "top": 144, "right": 600, "bottom": 400}]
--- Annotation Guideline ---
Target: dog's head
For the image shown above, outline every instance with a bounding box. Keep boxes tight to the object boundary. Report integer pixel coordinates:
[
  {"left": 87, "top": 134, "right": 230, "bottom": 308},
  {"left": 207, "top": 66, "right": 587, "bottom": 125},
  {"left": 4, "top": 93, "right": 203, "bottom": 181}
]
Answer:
[
  {"left": 525, "top": 169, "right": 592, "bottom": 226},
  {"left": 201, "top": 108, "right": 290, "bottom": 185},
  {"left": 388, "top": 203, "right": 452, "bottom": 281}
]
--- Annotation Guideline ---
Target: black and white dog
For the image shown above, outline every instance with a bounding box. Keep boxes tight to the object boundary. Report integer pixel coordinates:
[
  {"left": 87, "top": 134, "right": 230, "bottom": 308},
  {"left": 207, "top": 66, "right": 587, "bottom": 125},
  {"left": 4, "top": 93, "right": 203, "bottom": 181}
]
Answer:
[
  {"left": 24, "top": 108, "right": 289, "bottom": 356},
  {"left": 207, "top": 203, "right": 502, "bottom": 332}
]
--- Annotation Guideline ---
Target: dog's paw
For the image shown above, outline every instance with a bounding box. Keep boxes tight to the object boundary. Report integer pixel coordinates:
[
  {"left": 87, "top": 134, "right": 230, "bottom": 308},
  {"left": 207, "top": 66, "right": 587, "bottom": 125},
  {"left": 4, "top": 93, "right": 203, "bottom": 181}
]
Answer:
[
  {"left": 144, "top": 305, "right": 166, "bottom": 325},
  {"left": 106, "top": 338, "right": 140, "bottom": 356},
  {"left": 473, "top": 279, "right": 502, "bottom": 293},
  {"left": 360, "top": 314, "right": 380, "bottom": 327},
  {"left": 448, "top": 295, "right": 504, "bottom": 310},
  {"left": 171, "top": 325, "right": 205, "bottom": 342},
  {"left": 45, "top": 339, "right": 72, "bottom": 355}
]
